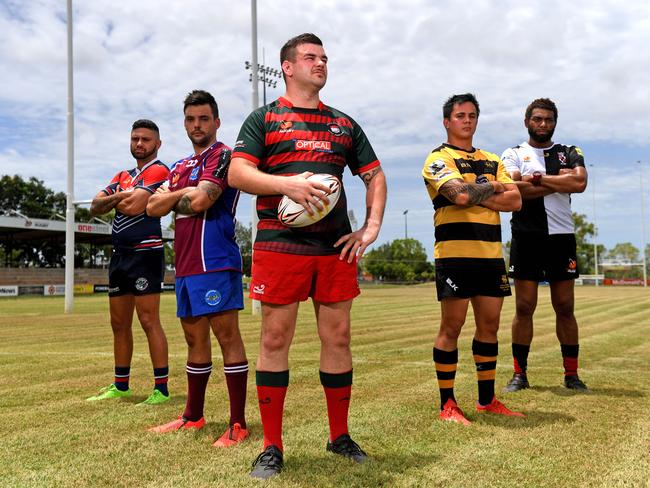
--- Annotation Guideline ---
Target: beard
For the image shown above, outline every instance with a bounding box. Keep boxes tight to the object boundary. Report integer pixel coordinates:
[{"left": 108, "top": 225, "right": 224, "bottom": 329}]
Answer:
[
  {"left": 131, "top": 146, "right": 157, "bottom": 161},
  {"left": 528, "top": 126, "right": 555, "bottom": 144},
  {"left": 189, "top": 132, "right": 211, "bottom": 148}
]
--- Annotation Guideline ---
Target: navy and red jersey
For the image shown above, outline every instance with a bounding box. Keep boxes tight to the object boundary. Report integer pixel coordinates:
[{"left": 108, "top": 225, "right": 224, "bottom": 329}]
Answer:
[
  {"left": 232, "top": 96, "right": 380, "bottom": 256},
  {"left": 102, "top": 160, "right": 169, "bottom": 252},
  {"left": 168, "top": 141, "right": 242, "bottom": 278}
]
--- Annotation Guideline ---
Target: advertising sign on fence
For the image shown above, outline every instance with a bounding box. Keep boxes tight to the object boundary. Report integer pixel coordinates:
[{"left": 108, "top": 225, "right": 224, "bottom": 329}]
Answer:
[{"left": 0, "top": 286, "right": 18, "bottom": 297}]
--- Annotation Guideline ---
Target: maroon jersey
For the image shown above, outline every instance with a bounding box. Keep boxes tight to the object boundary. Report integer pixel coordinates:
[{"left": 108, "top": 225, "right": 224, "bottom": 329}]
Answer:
[{"left": 168, "top": 142, "right": 242, "bottom": 277}]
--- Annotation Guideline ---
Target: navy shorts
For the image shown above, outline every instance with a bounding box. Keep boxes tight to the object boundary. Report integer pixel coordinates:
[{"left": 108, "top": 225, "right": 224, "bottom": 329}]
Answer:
[
  {"left": 108, "top": 250, "right": 164, "bottom": 297},
  {"left": 509, "top": 233, "right": 579, "bottom": 282},
  {"left": 175, "top": 271, "right": 244, "bottom": 318},
  {"left": 435, "top": 259, "right": 511, "bottom": 301}
]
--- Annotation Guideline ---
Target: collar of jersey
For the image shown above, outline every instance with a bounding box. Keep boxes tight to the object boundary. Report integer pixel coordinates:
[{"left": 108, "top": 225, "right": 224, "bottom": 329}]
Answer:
[{"left": 278, "top": 96, "right": 326, "bottom": 111}]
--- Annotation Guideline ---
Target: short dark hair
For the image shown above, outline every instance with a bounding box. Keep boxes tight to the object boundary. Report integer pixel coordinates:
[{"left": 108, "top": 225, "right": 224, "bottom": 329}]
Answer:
[
  {"left": 183, "top": 89, "right": 219, "bottom": 118},
  {"left": 132, "top": 119, "right": 159, "bottom": 135},
  {"left": 280, "top": 33, "right": 323, "bottom": 64},
  {"left": 443, "top": 93, "right": 480, "bottom": 119},
  {"left": 525, "top": 98, "right": 558, "bottom": 121}
]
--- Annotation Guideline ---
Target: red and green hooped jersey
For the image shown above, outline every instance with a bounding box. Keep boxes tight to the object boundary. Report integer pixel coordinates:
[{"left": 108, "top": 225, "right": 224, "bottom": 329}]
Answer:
[{"left": 232, "top": 97, "right": 379, "bottom": 256}]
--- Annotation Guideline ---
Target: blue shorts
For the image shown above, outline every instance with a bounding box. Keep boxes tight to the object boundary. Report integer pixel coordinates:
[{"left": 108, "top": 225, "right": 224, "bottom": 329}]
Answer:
[{"left": 175, "top": 271, "right": 244, "bottom": 318}]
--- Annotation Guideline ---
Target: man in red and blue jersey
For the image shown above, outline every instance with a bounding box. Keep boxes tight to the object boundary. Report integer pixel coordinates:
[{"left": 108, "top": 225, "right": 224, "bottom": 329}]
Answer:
[
  {"left": 147, "top": 90, "right": 249, "bottom": 447},
  {"left": 87, "top": 119, "right": 171, "bottom": 405},
  {"left": 229, "top": 33, "right": 387, "bottom": 479}
]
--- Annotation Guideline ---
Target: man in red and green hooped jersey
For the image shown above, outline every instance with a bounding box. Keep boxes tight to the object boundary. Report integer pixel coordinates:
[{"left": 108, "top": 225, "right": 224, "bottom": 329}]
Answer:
[{"left": 229, "top": 33, "right": 387, "bottom": 480}]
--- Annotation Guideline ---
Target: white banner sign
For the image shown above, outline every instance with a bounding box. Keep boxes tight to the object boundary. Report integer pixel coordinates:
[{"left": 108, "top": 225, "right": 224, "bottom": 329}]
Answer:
[
  {"left": 0, "top": 286, "right": 19, "bottom": 297},
  {"left": 44, "top": 284, "right": 66, "bottom": 296}
]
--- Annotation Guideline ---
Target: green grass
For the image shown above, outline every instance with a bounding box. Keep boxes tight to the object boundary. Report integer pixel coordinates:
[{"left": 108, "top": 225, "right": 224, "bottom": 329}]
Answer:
[{"left": 0, "top": 285, "right": 649, "bottom": 487}]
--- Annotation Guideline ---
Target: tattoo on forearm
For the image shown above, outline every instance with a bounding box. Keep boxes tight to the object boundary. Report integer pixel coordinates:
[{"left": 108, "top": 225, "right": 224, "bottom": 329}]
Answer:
[
  {"left": 198, "top": 181, "right": 222, "bottom": 202},
  {"left": 91, "top": 193, "right": 122, "bottom": 215},
  {"left": 175, "top": 195, "right": 195, "bottom": 215},
  {"left": 439, "top": 179, "right": 494, "bottom": 205},
  {"left": 360, "top": 168, "right": 381, "bottom": 188},
  {"left": 466, "top": 183, "right": 495, "bottom": 204}
]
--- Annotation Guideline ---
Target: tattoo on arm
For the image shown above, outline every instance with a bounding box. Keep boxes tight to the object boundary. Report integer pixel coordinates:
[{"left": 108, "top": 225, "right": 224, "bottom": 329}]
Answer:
[
  {"left": 360, "top": 167, "right": 381, "bottom": 188},
  {"left": 175, "top": 195, "right": 195, "bottom": 215},
  {"left": 466, "top": 183, "right": 495, "bottom": 204},
  {"left": 91, "top": 193, "right": 122, "bottom": 215},
  {"left": 197, "top": 181, "right": 223, "bottom": 202},
  {"left": 439, "top": 179, "right": 495, "bottom": 205}
]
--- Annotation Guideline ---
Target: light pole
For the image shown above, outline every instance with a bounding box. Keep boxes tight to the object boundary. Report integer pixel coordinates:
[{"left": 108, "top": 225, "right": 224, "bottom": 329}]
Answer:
[
  {"left": 64, "top": 0, "right": 75, "bottom": 313},
  {"left": 403, "top": 210, "right": 409, "bottom": 239},
  {"left": 590, "top": 164, "right": 598, "bottom": 286},
  {"left": 249, "top": 0, "right": 260, "bottom": 314},
  {"left": 639, "top": 160, "right": 647, "bottom": 287}
]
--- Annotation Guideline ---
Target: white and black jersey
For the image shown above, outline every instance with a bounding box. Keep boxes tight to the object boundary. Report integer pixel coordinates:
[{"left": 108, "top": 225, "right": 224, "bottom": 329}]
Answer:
[{"left": 501, "top": 142, "right": 585, "bottom": 235}]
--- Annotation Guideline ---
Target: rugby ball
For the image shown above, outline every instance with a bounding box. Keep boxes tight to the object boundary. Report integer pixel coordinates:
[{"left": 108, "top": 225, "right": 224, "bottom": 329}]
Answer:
[{"left": 278, "top": 174, "right": 341, "bottom": 228}]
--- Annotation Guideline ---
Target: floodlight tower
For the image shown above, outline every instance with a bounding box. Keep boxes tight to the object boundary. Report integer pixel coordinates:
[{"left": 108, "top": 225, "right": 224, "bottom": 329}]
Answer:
[{"left": 245, "top": 51, "right": 282, "bottom": 106}]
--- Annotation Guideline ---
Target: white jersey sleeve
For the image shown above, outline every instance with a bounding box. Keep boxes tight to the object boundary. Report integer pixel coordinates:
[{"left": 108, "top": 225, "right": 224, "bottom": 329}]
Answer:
[{"left": 500, "top": 147, "right": 522, "bottom": 176}]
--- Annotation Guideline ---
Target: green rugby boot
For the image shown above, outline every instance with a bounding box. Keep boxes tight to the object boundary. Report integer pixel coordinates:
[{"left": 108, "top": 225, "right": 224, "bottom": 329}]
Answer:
[
  {"left": 86, "top": 384, "right": 131, "bottom": 401},
  {"left": 138, "top": 389, "right": 171, "bottom": 406}
]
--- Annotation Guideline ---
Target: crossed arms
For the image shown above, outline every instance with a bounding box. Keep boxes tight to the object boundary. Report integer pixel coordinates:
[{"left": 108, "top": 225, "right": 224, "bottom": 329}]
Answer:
[
  {"left": 438, "top": 178, "right": 521, "bottom": 212},
  {"left": 146, "top": 181, "right": 223, "bottom": 217},
  {"left": 510, "top": 167, "right": 587, "bottom": 200},
  {"left": 90, "top": 188, "right": 152, "bottom": 217}
]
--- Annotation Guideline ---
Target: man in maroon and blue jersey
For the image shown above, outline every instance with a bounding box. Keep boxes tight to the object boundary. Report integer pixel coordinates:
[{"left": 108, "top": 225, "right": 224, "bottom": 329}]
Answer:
[
  {"left": 87, "top": 119, "right": 171, "bottom": 406},
  {"left": 147, "top": 90, "right": 249, "bottom": 448},
  {"left": 229, "top": 33, "right": 387, "bottom": 479}
]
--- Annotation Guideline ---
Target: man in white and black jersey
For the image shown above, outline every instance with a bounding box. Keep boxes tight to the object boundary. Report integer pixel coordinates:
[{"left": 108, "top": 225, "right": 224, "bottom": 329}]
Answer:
[{"left": 501, "top": 98, "right": 589, "bottom": 392}]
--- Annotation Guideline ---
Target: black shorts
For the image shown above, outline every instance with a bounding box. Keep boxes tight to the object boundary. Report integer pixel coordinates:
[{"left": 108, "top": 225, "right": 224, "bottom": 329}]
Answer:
[
  {"left": 509, "top": 233, "right": 579, "bottom": 282},
  {"left": 108, "top": 250, "right": 164, "bottom": 297},
  {"left": 435, "top": 259, "right": 511, "bottom": 301}
]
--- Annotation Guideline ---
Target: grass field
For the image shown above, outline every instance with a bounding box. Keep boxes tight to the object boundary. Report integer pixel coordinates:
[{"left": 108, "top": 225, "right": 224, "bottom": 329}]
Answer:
[{"left": 1, "top": 285, "right": 649, "bottom": 487}]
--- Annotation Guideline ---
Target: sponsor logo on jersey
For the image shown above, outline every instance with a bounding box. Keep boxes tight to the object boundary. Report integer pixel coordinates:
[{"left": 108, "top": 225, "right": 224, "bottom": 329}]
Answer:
[
  {"left": 234, "top": 140, "right": 246, "bottom": 149},
  {"left": 135, "top": 277, "right": 149, "bottom": 291},
  {"left": 189, "top": 167, "right": 200, "bottom": 181},
  {"left": 295, "top": 140, "right": 332, "bottom": 152},
  {"left": 523, "top": 156, "right": 531, "bottom": 162},
  {"left": 327, "top": 123, "right": 344, "bottom": 136},
  {"left": 279, "top": 120, "right": 293, "bottom": 133},
  {"left": 558, "top": 152, "right": 567, "bottom": 164},
  {"left": 252, "top": 284, "right": 266, "bottom": 295},
  {"left": 109, "top": 286, "right": 120, "bottom": 293},
  {"left": 205, "top": 289, "right": 222, "bottom": 306},
  {"left": 427, "top": 160, "right": 446, "bottom": 176}
]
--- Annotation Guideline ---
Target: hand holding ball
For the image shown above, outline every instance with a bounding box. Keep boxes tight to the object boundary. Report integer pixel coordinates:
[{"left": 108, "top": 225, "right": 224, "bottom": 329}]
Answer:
[{"left": 278, "top": 174, "right": 341, "bottom": 227}]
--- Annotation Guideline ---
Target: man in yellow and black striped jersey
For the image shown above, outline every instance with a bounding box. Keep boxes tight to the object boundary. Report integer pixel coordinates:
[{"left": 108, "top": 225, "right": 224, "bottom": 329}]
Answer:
[{"left": 421, "top": 93, "right": 524, "bottom": 425}]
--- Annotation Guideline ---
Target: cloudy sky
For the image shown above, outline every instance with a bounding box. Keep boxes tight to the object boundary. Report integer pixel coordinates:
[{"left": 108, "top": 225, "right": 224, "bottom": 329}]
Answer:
[{"left": 1, "top": 0, "right": 649, "bottom": 257}]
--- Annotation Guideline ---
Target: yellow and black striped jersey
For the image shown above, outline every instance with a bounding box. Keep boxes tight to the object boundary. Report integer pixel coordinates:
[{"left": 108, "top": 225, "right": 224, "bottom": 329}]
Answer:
[{"left": 421, "top": 143, "right": 513, "bottom": 262}]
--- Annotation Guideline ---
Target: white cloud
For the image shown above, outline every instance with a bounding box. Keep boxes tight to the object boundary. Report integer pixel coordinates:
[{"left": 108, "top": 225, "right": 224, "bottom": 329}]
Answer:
[{"left": 0, "top": 0, "right": 649, "bottom": 254}]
